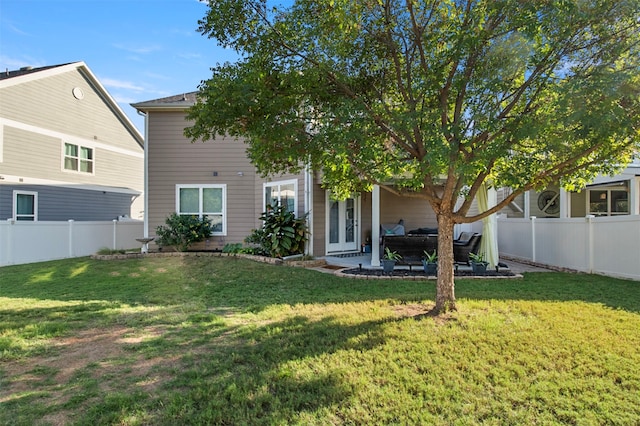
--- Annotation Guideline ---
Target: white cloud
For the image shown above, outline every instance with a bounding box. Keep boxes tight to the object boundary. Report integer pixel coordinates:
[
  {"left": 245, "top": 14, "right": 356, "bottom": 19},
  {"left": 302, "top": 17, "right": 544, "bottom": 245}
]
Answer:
[
  {"left": 144, "top": 71, "right": 171, "bottom": 80},
  {"left": 7, "top": 23, "right": 30, "bottom": 37},
  {"left": 177, "top": 52, "right": 203, "bottom": 60},
  {"left": 0, "top": 55, "right": 46, "bottom": 71},
  {"left": 101, "top": 78, "right": 145, "bottom": 92},
  {"left": 112, "top": 43, "right": 162, "bottom": 55}
]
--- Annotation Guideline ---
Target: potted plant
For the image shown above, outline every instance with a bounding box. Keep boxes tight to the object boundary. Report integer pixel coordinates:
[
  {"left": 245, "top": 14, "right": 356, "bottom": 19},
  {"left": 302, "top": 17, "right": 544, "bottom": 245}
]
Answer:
[
  {"left": 382, "top": 247, "right": 402, "bottom": 273},
  {"left": 422, "top": 249, "right": 438, "bottom": 275},
  {"left": 469, "top": 252, "right": 489, "bottom": 274}
]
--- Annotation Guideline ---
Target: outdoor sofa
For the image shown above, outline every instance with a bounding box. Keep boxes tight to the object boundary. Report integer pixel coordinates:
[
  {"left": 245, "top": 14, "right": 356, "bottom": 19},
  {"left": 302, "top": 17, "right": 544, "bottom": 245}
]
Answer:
[{"left": 381, "top": 230, "right": 482, "bottom": 268}]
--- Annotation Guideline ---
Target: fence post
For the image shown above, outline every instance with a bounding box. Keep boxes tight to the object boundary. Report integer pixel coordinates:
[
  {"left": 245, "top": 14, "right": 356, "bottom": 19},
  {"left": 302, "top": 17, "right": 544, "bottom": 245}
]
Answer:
[
  {"left": 586, "top": 215, "right": 595, "bottom": 273},
  {"left": 113, "top": 219, "right": 118, "bottom": 250},
  {"left": 530, "top": 216, "right": 537, "bottom": 262},
  {"left": 5, "top": 219, "right": 15, "bottom": 265},
  {"left": 68, "top": 220, "right": 74, "bottom": 258}
]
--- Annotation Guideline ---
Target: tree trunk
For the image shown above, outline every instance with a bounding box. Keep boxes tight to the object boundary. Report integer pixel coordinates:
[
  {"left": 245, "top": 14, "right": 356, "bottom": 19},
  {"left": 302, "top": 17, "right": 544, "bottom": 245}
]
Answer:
[{"left": 435, "top": 214, "right": 456, "bottom": 313}]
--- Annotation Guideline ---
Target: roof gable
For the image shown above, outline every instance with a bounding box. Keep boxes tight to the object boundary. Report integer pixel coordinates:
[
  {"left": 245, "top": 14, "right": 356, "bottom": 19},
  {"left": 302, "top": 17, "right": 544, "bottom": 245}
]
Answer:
[{"left": 0, "top": 62, "right": 143, "bottom": 147}]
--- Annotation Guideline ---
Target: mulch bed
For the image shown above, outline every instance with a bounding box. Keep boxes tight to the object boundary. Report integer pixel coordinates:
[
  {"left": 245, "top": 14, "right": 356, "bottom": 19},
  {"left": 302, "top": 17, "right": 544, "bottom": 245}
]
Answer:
[{"left": 340, "top": 268, "right": 516, "bottom": 278}]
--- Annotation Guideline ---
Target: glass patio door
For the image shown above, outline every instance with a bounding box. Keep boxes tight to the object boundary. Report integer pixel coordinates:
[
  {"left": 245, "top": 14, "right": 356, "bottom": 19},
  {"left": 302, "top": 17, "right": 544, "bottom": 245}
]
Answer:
[{"left": 326, "top": 195, "right": 359, "bottom": 253}]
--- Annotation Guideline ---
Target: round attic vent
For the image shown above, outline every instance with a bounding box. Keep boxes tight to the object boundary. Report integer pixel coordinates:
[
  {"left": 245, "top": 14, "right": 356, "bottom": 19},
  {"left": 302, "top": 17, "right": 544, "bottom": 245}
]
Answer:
[{"left": 72, "top": 87, "right": 84, "bottom": 100}]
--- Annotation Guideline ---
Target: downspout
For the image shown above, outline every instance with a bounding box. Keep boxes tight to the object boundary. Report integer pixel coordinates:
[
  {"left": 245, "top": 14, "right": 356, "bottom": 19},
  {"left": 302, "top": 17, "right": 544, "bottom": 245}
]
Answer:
[
  {"left": 304, "top": 158, "right": 313, "bottom": 256},
  {"left": 137, "top": 110, "right": 149, "bottom": 239}
]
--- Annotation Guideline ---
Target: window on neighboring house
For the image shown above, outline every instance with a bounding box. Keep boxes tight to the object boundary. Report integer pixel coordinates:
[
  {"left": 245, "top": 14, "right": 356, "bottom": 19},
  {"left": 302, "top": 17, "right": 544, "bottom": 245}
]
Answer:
[
  {"left": 13, "top": 191, "right": 37, "bottom": 221},
  {"left": 264, "top": 180, "right": 297, "bottom": 214},
  {"left": 64, "top": 143, "right": 93, "bottom": 173},
  {"left": 588, "top": 188, "right": 629, "bottom": 216},
  {"left": 176, "top": 185, "right": 226, "bottom": 235}
]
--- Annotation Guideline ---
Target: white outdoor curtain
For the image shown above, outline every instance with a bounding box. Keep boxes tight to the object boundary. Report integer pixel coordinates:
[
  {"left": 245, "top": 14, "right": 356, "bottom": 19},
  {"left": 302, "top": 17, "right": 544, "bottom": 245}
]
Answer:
[{"left": 477, "top": 182, "right": 500, "bottom": 268}]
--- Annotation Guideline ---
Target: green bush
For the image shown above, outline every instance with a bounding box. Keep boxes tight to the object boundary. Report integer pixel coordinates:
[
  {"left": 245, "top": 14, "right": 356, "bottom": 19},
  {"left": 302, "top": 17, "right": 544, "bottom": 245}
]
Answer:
[
  {"left": 245, "top": 205, "right": 308, "bottom": 258},
  {"left": 222, "top": 243, "right": 244, "bottom": 253},
  {"left": 155, "top": 213, "right": 212, "bottom": 251}
]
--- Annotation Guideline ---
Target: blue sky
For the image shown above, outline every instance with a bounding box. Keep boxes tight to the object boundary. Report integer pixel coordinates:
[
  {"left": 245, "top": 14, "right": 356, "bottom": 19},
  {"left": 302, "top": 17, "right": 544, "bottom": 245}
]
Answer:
[{"left": 0, "top": 0, "right": 240, "bottom": 132}]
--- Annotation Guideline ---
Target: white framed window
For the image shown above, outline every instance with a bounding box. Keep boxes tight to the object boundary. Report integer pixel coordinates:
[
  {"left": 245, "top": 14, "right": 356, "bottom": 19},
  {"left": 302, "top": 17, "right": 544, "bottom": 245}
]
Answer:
[
  {"left": 264, "top": 179, "right": 297, "bottom": 215},
  {"left": 64, "top": 142, "right": 94, "bottom": 173},
  {"left": 588, "top": 188, "right": 629, "bottom": 216},
  {"left": 13, "top": 190, "right": 38, "bottom": 221},
  {"left": 176, "top": 184, "right": 226, "bottom": 235}
]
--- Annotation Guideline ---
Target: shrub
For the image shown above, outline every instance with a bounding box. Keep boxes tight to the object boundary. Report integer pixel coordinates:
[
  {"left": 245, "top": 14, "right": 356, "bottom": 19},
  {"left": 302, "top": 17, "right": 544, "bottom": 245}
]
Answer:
[
  {"left": 245, "top": 205, "right": 308, "bottom": 258},
  {"left": 96, "top": 247, "right": 126, "bottom": 255},
  {"left": 222, "top": 243, "right": 244, "bottom": 254},
  {"left": 155, "top": 213, "right": 212, "bottom": 251}
]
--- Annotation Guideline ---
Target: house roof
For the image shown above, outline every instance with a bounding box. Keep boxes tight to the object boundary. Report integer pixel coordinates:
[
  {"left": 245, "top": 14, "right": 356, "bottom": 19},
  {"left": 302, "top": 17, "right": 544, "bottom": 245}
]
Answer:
[
  {"left": 0, "top": 61, "right": 143, "bottom": 147},
  {"left": 0, "top": 63, "right": 74, "bottom": 80},
  {"left": 131, "top": 92, "right": 199, "bottom": 112}
]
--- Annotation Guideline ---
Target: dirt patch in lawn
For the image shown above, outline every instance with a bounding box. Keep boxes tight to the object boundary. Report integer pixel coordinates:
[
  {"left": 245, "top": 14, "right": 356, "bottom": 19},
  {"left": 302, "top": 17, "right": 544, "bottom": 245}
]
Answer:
[
  {"left": 1, "top": 325, "right": 180, "bottom": 425},
  {"left": 391, "top": 303, "right": 433, "bottom": 318}
]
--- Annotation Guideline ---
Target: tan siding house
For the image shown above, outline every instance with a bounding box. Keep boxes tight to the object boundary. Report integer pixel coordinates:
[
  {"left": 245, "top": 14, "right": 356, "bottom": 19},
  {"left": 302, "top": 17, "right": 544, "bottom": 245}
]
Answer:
[
  {"left": 0, "top": 62, "right": 144, "bottom": 221},
  {"left": 133, "top": 92, "right": 441, "bottom": 257}
]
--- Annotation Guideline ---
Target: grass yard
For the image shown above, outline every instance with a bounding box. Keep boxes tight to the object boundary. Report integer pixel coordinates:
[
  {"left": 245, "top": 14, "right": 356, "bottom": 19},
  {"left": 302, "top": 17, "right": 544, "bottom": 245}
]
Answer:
[{"left": 1, "top": 256, "right": 639, "bottom": 425}]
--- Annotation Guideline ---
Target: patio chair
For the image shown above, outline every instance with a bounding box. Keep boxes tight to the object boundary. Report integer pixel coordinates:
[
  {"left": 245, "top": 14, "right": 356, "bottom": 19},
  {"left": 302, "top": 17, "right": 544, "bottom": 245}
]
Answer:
[{"left": 453, "top": 233, "right": 481, "bottom": 264}]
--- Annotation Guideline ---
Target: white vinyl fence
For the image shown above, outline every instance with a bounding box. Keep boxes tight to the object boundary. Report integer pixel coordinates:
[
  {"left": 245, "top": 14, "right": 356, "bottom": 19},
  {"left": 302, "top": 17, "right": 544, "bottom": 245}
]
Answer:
[
  {"left": 498, "top": 215, "right": 640, "bottom": 280},
  {"left": 0, "top": 219, "right": 144, "bottom": 267}
]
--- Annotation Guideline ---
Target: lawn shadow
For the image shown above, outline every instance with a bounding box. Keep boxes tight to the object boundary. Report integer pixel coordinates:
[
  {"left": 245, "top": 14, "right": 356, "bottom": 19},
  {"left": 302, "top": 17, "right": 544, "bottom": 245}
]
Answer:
[{"left": 157, "top": 314, "right": 397, "bottom": 424}]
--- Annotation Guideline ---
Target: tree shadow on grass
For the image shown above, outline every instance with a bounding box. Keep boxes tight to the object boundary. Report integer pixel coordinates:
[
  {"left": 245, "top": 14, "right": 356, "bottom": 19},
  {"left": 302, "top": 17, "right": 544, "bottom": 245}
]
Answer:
[
  {"left": 1, "top": 304, "right": 400, "bottom": 424},
  {"left": 155, "top": 314, "right": 394, "bottom": 424}
]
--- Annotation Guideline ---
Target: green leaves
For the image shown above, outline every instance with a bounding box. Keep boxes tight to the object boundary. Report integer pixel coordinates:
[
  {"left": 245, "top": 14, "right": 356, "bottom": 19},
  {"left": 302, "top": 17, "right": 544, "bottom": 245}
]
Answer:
[
  {"left": 189, "top": 0, "right": 640, "bottom": 219},
  {"left": 245, "top": 205, "right": 308, "bottom": 258},
  {"left": 155, "top": 213, "right": 213, "bottom": 251}
]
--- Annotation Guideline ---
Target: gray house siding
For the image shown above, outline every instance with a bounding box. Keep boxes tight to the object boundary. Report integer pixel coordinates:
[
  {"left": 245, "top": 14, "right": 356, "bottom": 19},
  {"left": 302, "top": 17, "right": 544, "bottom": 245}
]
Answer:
[
  {"left": 0, "top": 185, "right": 136, "bottom": 221},
  {"left": 0, "top": 67, "right": 140, "bottom": 149},
  {"left": 0, "top": 62, "right": 144, "bottom": 220},
  {"left": 145, "top": 110, "right": 305, "bottom": 250}
]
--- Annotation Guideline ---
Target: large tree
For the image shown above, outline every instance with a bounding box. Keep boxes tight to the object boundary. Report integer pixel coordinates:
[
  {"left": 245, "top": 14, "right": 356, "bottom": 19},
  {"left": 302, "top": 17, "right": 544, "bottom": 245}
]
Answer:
[{"left": 187, "top": 0, "right": 640, "bottom": 313}]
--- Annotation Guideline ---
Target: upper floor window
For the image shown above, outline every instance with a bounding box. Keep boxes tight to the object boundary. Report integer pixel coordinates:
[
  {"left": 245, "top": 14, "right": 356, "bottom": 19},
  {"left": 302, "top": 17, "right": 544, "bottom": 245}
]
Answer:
[
  {"left": 64, "top": 143, "right": 93, "bottom": 173},
  {"left": 264, "top": 180, "right": 297, "bottom": 215},
  {"left": 13, "top": 190, "right": 37, "bottom": 221},
  {"left": 176, "top": 184, "right": 226, "bottom": 235}
]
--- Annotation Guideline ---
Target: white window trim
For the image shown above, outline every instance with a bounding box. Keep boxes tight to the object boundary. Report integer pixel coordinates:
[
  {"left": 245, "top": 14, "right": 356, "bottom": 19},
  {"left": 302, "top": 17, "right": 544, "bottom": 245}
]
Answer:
[
  {"left": 13, "top": 190, "right": 38, "bottom": 221},
  {"left": 263, "top": 179, "right": 298, "bottom": 216},
  {"left": 62, "top": 141, "right": 95, "bottom": 175},
  {"left": 587, "top": 188, "right": 630, "bottom": 216},
  {"left": 175, "top": 184, "right": 227, "bottom": 236}
]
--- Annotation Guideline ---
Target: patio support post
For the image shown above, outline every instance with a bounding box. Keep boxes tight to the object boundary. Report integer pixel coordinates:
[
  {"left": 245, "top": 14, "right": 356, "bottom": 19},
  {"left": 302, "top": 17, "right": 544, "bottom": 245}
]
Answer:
[
  {"left": 524, "top": 191, "right": 531, "bottom": 219},
  {"left": 559, "top": 188, "right": 570, "bottom": 218},
  {"left": 630, "top": 177, "right": 640, "bottom": 215},
  {"left": 371, "top": 184, "right": 380, "bottom": 267}
]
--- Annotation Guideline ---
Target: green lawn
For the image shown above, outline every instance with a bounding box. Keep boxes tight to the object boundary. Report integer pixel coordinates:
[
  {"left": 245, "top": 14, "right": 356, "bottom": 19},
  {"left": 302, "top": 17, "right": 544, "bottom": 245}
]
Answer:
[{"left": 1, "top": 256, "right": 639, "bottom": 425}]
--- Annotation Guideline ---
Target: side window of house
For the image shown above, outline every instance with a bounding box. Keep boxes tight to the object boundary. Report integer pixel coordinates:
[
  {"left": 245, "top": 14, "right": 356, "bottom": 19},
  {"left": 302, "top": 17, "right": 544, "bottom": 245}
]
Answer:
[
  {"left": 264, "top": 180, "right": 297, "bottom": 215},
  {"left": 13, "top": 191, "right": 37, "bottom": 221},
  {"left": 176, "top": 185, "right": 226, "bottom": 235},
  {"left": 64, "top": 143, "right": 94, "bottom": 173}
]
